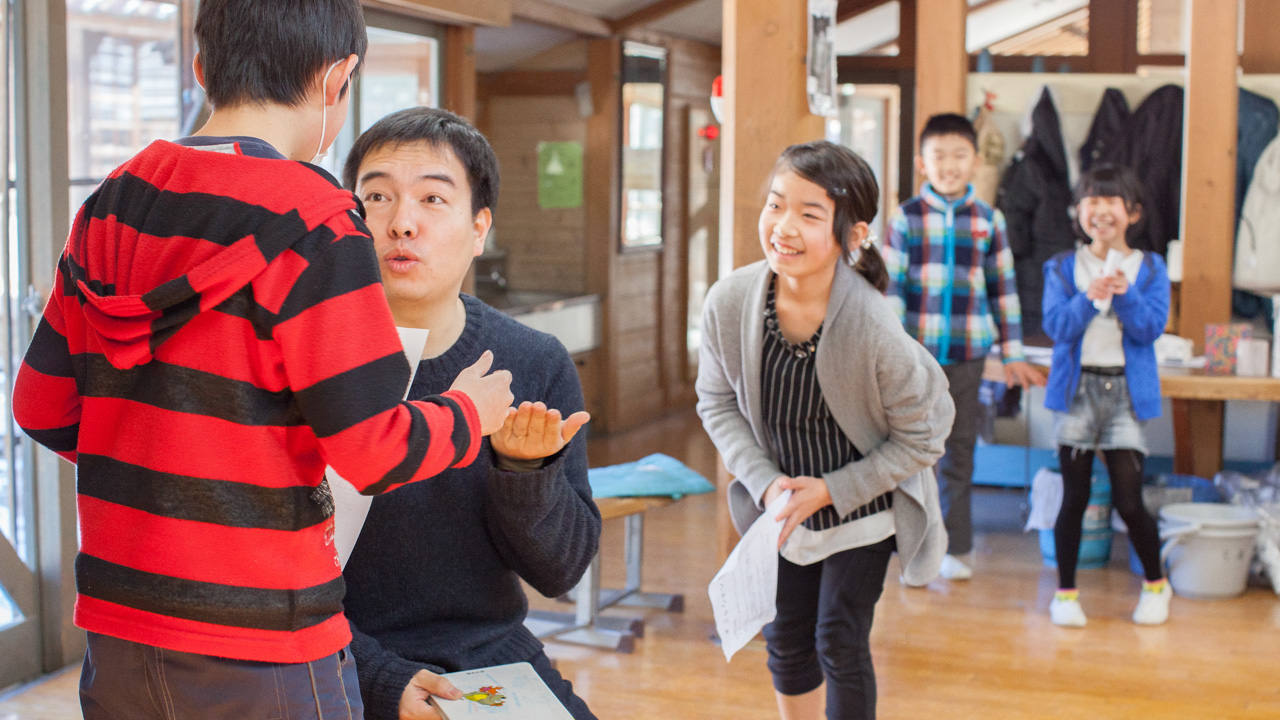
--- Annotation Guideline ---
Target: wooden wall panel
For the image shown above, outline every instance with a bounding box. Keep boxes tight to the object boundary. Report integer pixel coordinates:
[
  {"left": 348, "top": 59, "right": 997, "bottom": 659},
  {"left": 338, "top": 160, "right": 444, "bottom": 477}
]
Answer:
[
  {"left": 484, "top": 95, "right": 588, "bottom": 294},
  {"left": 1243, "top": 0, "right": 1280, "bottom": 74},
  {"left": 659, "top": 40, "right": 721, "bottom": 410}
]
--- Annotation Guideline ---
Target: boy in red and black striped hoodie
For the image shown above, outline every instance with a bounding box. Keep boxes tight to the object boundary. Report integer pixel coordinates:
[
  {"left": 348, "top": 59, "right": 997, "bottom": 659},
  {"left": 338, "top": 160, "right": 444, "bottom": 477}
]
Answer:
[{"left": 13, "top": 1, "right": 512, "bottom": 717}]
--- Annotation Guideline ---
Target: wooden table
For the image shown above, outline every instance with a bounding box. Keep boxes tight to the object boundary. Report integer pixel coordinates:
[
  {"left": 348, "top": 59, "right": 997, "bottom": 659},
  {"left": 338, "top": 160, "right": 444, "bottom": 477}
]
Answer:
[
  {"left": 525, "top": 496, "right": 685, "bottom": 653},
  {"left": 985, "top": 357, "right": 1280, "bottom": 479},
  {"left": 1160, "top": 369, "right": 1280, "bottom": 478}
]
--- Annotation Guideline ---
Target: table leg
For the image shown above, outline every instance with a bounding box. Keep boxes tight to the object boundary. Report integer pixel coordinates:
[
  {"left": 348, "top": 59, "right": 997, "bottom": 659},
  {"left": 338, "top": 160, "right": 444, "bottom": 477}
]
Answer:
[{"left": 1172, "top": 398, "right": 1225, "bottom": 478}]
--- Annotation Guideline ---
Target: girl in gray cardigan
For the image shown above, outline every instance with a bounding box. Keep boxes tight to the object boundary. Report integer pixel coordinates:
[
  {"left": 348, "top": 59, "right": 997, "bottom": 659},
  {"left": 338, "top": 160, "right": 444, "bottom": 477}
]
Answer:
[{"left": 696, "top": 142, "right": 954, "bottom": 720}]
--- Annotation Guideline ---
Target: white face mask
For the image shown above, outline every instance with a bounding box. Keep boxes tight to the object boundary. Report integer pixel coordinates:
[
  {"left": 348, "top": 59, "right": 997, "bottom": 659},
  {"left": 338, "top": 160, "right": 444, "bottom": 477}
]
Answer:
[{"left": 313, "top": 59, "right": 345, "bottom": 164}]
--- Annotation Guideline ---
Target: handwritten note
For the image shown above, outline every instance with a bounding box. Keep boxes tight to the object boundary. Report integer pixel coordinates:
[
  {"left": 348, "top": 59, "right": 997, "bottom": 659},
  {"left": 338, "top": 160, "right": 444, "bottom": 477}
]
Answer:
[
  {"left": 708, "top": 490, "right": 790, "bottom": 662},
  {"left": 332, "top": 327, "right": 430, "bottom": 568}
]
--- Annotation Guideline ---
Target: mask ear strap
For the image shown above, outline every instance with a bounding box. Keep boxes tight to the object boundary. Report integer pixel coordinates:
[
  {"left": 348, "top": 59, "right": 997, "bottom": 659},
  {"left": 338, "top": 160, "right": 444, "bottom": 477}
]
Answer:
[{"left": 314, "top": 60, "right": 343, "bottom": 163}]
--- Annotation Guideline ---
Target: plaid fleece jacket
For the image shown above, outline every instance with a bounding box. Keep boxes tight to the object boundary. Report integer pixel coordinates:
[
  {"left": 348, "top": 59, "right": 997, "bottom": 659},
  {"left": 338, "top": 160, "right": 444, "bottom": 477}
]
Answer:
[
  {"left": 884, "top": 183, "right": 1026, "bottom": 365},
  {"left": 13, "top": 139, "right": 481, "bottom": 664}
]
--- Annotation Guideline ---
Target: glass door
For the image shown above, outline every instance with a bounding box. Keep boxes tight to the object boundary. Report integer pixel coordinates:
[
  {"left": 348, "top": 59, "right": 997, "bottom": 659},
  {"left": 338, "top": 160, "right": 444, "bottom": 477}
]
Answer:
[{"left": 0, "top": 0, "right": 41, "bottom": 689}]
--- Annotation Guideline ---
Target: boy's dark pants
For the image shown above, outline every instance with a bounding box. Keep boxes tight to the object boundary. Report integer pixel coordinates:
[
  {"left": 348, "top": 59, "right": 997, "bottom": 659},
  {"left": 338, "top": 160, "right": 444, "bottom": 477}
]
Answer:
[
  {"left": 80, "top": 632, "right": 363, "bottom": 720},
  {"left": 937, "top": 359, "right": 986, "bottom": 556}
]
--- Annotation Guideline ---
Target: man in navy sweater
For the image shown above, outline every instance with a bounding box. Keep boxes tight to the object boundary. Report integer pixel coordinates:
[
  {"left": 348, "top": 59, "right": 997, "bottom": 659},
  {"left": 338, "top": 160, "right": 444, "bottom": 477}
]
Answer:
[{"left": 340, "top": 108, "right": 601, "bottom": 720}]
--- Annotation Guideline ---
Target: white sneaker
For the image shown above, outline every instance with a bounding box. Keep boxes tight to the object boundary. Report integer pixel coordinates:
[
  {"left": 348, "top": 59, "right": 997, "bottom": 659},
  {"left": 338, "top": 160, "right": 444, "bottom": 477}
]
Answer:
[
  {"left": 938, "top": 554, "right": 972, "bottom": 581},
  {"left": 1133, "top": 582, "right": 1172, "bottom": 626},
  {"left": 1050, "top": 596, "right": 1087, "bottom": 627}
]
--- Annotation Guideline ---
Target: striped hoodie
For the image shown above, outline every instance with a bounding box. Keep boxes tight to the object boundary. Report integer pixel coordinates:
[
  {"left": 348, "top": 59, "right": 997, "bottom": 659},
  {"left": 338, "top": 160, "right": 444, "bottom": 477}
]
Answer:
[{"left": 13, "top": 139, "right": 480, "bottom": 664}]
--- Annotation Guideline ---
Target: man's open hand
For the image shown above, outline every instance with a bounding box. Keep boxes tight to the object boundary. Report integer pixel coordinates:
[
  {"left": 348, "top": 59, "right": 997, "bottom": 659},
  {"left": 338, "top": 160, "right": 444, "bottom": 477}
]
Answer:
[{"left": 491, "top": 401, "right": 590, "bottom": 462}]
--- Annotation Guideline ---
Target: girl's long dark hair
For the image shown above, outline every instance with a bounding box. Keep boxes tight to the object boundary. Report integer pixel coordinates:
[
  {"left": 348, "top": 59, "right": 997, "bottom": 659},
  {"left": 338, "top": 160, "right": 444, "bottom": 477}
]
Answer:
[{"left": 772, "top": 140, "right": 888, "bottom": 293}]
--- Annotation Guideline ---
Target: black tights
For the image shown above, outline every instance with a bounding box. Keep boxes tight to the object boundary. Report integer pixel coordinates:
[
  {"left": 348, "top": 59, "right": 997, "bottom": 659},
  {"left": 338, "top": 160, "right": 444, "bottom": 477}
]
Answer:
[{"left": 1054, "top": 446, "right": 1163, "bottom": 588}]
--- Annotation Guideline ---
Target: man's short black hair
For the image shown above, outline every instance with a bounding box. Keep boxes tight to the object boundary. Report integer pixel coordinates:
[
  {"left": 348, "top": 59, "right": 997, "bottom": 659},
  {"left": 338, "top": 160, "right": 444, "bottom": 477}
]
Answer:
[
  {"left": 195, "top": 0, "right": 367, "bottom": 109},
  {"left": 343, "top": 108, "right": 500, "bottom": 218},
  {"left": 919, "top": 113, "right": 978, "bottom": 151}
]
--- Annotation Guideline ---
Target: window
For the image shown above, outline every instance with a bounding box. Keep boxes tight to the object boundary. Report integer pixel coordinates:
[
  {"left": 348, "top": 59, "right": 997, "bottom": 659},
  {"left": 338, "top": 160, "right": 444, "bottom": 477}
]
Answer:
[
  {"left": 620, "top": 42, "right": 666, "bottom": 249},
  {"left": 320, "top": 11, "right": 444, "bottom": 180},
  {"left": 66, "top": 0, "right": 184, "bottom": 217}
]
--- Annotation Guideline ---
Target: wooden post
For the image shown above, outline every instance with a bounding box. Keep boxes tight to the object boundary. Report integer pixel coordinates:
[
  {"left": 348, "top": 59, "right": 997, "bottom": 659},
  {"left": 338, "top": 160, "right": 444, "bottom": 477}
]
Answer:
[
  {"left": 445, "top": 26, "right": 477, "bottom": 121},
  {"left": 716, "top": 0, "right": 824, "bottom": 559},
  {"left": 1179, "top": 0, "right": 1237, "bottom": 353},
  {"left": 913, "top": 0, "right": 967, "bottom": 165},
  {"left": 1176, "top": 0, "right": 1239, "bottom": 477},
  {"left": 1088, "top": 0, "right": 1138, "bottom": 73},
  {"left": 720, "top": 0, "right": 825, "bottom": 270},
  {"left": 585, "top": 38, "right": 622, "bottom": 433},
  {"left": 446, "top": 26, "right": 478, "bottom": 294},
  {"left": 1243, "top": 0, "right": 1280, "bottom": 74}
]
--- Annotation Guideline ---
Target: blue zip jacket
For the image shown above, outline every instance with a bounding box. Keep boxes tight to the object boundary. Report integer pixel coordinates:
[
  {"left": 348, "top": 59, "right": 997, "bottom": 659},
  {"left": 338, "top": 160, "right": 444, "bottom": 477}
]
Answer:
[{"left": 1042, "top": 249, "right": 1169, "bottom": 421}]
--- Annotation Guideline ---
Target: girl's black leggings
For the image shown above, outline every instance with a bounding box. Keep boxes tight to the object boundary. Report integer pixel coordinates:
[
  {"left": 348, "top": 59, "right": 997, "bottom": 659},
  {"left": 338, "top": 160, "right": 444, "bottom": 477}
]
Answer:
[{"left": 1054, "top": 446, "right": 1164, "bottom": 588}]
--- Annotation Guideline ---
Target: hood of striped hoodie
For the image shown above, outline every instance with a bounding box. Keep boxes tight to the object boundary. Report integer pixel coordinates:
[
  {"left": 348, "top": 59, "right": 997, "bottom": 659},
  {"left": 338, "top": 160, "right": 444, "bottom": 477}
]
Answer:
[{"left": 65, "top": 140, "right": 359, "bottom": 370}]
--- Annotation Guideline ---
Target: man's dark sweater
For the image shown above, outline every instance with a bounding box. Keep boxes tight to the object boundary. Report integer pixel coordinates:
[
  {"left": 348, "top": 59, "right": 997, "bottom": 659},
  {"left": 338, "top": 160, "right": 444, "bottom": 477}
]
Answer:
[{"left": 343, "top": 294, "right": 601, "bottom": 720}]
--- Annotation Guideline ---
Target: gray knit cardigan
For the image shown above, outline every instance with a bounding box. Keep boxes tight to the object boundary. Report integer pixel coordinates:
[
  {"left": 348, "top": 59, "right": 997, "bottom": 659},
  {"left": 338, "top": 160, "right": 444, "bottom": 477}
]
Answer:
[{"left": 696, "top": 259, "right": 955, "bottom": 585}]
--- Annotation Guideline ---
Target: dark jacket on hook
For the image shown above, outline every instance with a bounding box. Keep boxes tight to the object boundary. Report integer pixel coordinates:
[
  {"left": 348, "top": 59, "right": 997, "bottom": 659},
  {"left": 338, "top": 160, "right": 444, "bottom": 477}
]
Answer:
[
  {"left": 1123, "top": 85, "right": 1183, "bottom": 255},
  {"left": 996, "top": 87, "right": 1074, "bottom": 340},
  {"left": 1079, "top": 88, "right": 1130, "bottom": 175}
]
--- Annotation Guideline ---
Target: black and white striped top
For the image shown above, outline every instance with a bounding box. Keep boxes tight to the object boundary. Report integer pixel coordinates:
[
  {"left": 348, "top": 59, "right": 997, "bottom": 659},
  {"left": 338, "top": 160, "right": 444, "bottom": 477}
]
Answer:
[{"left": 761, "top": 280, "right": 893, "bottom": 532}]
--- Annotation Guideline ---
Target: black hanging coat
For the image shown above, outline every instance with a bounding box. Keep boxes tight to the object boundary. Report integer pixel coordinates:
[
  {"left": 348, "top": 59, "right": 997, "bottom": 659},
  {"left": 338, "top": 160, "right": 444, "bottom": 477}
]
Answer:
[
  {"left": 996, "top": 87, "right": 1075, "bottom": 341},
  {"left": 1079, "top": 88, "right": 1131, "bottom": 175},
  {"left": 1123, "top": 85, "right": 1184, "bottom": 255}
]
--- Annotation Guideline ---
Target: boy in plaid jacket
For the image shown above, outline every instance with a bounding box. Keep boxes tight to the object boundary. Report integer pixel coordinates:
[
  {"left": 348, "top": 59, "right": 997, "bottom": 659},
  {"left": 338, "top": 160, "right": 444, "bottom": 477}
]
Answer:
[{"left": 884, "top": 113, "right": 1045, "bottom": 581}]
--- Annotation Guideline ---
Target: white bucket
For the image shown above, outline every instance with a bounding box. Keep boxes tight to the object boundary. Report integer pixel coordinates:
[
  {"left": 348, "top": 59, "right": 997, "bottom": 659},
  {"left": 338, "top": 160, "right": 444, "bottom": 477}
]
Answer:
[{"left": 1159, "top": 503, "right": 1260, "bottom": 599}]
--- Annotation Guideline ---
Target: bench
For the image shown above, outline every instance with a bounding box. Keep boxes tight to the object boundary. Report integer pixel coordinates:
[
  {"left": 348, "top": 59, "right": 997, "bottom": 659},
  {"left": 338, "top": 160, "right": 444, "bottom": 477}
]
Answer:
[{"left": 524, "top": 495, "right": 686, "bottom": 653}]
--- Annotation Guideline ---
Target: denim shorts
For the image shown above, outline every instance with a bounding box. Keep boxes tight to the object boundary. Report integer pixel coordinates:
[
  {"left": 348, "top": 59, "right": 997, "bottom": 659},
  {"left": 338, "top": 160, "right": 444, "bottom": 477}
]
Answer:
[{"left": 1054, "top": 370, "right": 1148, "bottom": 455}]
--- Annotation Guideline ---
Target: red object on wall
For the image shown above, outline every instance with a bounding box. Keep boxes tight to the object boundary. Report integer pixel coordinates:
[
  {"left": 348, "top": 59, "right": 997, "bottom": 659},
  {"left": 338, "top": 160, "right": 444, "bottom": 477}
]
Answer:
[{"left": 711, "top": 75, "right": 724, "bottom": 123}]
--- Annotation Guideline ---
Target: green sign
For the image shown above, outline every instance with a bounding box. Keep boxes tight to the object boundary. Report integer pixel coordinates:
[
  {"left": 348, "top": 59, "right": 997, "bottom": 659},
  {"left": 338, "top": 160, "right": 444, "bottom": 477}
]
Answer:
[{"left": 537, "top": 141, "right": 584, "bottom": 210}]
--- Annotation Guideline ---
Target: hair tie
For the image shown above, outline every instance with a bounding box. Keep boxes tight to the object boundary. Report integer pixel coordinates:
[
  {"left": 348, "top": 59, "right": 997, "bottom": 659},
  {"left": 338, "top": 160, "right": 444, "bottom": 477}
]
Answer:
[{"left": 861, "top": 232, "right": 877, "bottom": 250}]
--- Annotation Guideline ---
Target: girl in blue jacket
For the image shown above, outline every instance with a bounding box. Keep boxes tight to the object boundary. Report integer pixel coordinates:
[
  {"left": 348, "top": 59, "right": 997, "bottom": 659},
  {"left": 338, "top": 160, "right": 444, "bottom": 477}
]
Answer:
[{"left": 1041, "top": 165, "right": 1171, "bottom": 628}]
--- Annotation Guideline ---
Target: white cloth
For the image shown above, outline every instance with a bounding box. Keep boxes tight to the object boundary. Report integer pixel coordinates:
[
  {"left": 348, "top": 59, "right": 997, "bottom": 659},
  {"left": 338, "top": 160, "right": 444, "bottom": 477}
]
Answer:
[
  {"left": 782, "top": 508, "right": 897, "bottom": 566},
  {"left": 1024, "top": 467, "right": 1064, "bottom": 532},
  {"left": 1075, "top": 247, "right": 1143, "bottom": 367}
]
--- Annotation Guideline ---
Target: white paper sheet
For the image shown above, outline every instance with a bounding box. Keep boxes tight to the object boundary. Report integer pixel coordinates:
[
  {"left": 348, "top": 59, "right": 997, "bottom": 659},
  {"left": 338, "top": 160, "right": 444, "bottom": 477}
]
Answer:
[
  {"left": 708, "top": 490, "right": 790, "bottom": 662},
  {"left": 430, "top": 662, "right": 573, "bottom": 719},
  {"left": 1092, "top": 248, "right": 1124, "bottom": 313},
  {"left": 332, "top": 327, "right": 430, "bottom": 568}
]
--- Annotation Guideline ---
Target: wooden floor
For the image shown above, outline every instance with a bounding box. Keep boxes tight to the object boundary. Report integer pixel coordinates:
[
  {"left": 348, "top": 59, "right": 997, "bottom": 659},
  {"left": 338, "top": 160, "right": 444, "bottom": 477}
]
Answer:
[{"left": 3, "top": 409, "right": 1278, "bottom": 719}]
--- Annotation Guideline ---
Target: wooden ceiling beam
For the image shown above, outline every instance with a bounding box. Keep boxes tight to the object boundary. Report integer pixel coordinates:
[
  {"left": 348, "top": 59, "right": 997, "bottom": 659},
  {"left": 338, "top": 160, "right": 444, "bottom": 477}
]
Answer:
[
  {"left": 610, "top": 0, "right": 705, "bottom": 35},
  {"left": 511, "top": 0, "right": 612, "bottom": 37},
  {"left": 364, "top": 0, "right": 512, "bottom": 27},
  {"left": 836, "top": 0, "right": 893, "bottom": 24}
]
